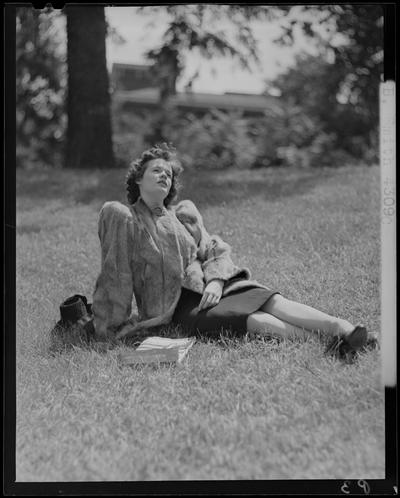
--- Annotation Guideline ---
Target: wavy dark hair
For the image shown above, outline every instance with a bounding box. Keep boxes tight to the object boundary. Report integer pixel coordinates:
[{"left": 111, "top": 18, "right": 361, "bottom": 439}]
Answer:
[{"left": 126, "top": 143, "right": 183, "bottom": 207}]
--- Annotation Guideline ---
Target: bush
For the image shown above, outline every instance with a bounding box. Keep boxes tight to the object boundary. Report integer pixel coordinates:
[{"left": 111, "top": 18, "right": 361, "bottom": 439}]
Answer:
[
  {"left": 16, "top": 8, "right": 67, "bottom": 168},
  {"left": 167, "top": 110, "right": 258, "bottom": 169},
  {"left": 248, "top": 101, "right": 375, "bottom": 169},
  {"left": 111, "top": 100, "right": 378, "bottom": 171},
  {"left": 111, "top": 104, "right": 155, "bottom": 168},
  {"left": 276, "top": 133, "right": 356, "bottom": 168}
]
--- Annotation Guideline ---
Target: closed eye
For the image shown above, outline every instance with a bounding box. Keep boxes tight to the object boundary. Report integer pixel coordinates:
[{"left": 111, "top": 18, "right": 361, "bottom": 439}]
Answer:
[{"left": 154, "top": 167, "right": 172, "bottom": 178}]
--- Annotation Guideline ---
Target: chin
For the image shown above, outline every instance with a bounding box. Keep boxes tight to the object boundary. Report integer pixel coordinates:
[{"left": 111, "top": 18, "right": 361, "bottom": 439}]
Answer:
[{"left": 157, "top": 192, "right": 169, "bottom": 203}]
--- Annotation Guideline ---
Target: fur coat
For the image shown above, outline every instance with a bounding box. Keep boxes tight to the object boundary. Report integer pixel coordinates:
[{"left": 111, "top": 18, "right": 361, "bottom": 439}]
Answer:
[{"left": 92, "top": 197, "right": 268, "bottom": 339}]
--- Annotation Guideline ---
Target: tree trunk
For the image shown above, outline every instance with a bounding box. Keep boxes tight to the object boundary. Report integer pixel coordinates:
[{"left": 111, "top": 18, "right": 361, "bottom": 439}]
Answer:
[
  {"left": 146, "top": 46, "right": 180, "bottom": 144},
  {"left": 65, "top": 6, "right": 114, "bottom": 168}
]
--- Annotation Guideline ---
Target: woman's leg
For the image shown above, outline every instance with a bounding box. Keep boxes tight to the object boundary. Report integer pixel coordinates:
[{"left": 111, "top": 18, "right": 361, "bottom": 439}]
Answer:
[
  {"left": 259, "top": 294, "right": 354, "bottom": 338},
  {"left": 246, "top": 311, "right": 312, "bottom": 341}
]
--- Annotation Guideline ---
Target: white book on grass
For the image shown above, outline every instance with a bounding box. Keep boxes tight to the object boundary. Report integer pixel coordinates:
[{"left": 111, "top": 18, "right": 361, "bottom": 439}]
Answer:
[{"left": 119, "top": 336, "right": 196, "bottom": 365}]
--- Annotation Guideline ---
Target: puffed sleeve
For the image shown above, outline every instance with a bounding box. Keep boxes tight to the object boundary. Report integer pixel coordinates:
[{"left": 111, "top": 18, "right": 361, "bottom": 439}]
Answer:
[
  {"left": 91, "top": 201, "right": 136, "bottom": 340},
  {"left": 201, "top": 234, "right": 250, "bottom": 284},
  {"left": 174, "top": 200, "right": 250, "bottom": 285}
]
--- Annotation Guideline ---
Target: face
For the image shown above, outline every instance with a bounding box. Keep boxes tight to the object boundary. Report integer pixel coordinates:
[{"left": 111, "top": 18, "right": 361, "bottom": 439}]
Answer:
[{"left": 137, "top": 158, "right": 173, "bottom": 201}]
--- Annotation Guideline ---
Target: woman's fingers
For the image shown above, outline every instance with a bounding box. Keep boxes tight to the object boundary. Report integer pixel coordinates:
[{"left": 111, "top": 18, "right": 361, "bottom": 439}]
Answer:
[
  {"left": 199, "top": 292, "right": 211, "bottom": 310},
  {"left": 198, "top": 293, "right": 211, "bottom": 310},
  {"left": 199, "top": 292, "right": 220, "bottom": 310},
  {"left": 199, "top": 280, "right": 224, "bottom": 310}
]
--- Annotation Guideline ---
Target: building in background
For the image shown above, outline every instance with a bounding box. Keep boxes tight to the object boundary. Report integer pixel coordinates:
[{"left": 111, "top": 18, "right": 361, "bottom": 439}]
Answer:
[{"left": 111, "top": 62, "right": 281, "bottom": 117}]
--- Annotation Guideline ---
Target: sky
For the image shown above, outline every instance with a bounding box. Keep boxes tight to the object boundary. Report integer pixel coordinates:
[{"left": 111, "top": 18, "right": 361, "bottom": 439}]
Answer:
[{"left": 105, "top": 6, "right": 320, "bottom": 95}]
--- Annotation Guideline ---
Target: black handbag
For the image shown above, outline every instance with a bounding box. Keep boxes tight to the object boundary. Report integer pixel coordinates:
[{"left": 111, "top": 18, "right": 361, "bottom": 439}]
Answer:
[{"left": 57, "top": 294, "right": 95, "bottom": 337}]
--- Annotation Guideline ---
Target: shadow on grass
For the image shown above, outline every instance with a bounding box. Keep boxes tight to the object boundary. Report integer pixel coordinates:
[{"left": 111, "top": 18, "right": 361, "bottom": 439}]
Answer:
[
  {"left": 180, "top": 167, "right": 338, "bottom": 209},
  {"left": 17, "top": 165, "right": 339, "bottom": 210},
  {"left": 47, "top": 318, "right": 281, "bottom": 356},
  {"left": 17, "top": 168, "right": 127, "bottom": 208}
]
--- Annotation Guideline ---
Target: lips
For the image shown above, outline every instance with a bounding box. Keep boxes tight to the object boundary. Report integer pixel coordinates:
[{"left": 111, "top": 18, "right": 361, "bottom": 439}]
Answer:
[{"left": 158, "top": 180, "right": 168, "bottom": 187}]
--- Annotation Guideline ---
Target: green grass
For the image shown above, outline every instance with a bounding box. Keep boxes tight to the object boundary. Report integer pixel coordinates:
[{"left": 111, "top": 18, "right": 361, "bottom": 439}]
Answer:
[{"left": 16, "top": 163, "right": 384, "bottom": 481}]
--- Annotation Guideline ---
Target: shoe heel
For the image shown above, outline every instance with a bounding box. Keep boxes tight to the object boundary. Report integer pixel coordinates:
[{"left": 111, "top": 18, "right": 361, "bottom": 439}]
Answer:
[{"left": 342, "top": 325, "right": 368, "bottom": 354}]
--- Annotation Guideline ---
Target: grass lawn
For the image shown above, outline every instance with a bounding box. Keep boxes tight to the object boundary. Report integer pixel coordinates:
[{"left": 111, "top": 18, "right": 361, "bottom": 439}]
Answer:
[{"left": 15, "top": 163, "right": 384, "bottom": 481}]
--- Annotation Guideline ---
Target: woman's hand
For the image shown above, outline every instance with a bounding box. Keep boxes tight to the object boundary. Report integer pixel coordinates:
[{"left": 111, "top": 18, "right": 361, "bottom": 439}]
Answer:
[{"left": 198, "top": 279, "right": 224, "bottom": 311}]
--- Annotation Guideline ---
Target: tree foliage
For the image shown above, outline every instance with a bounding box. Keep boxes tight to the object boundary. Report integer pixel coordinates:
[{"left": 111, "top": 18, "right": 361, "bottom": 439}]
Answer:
[
  {"left": 142, "top": 5, "right": 270, "bottom": 77},
  {"left": 16, "top": 5, "right": 382, "bottom": 170},
  {"left": 16, "top": 6, "right": 117, "bottom": 169},
  {"left": 16, "top": 7, "right": 66, "bottom": 167},
  {"left": 169, "top": 110, "right": 259, "bottom": 169},
  {"left": 261, "top": 5, "right": 383, "bottom": 164},
  {"left": 269, "top": 6, "right": 383, "bottom": 131},
  {"left": 137, "top": 5, "right": 272, "bottom": 142}
]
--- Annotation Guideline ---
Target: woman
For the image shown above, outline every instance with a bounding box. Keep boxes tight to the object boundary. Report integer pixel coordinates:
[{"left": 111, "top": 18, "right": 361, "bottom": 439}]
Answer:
[{"left": 92, "top": 143, "right": 373, "bottom": 360}]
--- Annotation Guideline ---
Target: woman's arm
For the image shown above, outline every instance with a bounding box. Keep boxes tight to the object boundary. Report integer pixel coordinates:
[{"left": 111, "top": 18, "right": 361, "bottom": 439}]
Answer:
[
  {"left": 92, "top": 201, "right": 136, "bottom": 340},
  {"left": 175, "top": 200, "right": 250, "bottom": 310}
]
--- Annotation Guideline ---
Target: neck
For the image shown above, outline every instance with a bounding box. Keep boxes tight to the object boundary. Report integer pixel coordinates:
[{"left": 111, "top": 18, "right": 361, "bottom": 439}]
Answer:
[{"left": 140, "top": 192, "right": 165, "bottom": 211}]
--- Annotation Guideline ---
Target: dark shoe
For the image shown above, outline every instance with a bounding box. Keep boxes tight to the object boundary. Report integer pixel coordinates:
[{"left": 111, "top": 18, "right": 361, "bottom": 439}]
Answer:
[
  {"left": 340, "top": 325, "right": 368, "bottom": 354},
  {"left": 325, "top": 325, "right": 368, "bottom": 361}
]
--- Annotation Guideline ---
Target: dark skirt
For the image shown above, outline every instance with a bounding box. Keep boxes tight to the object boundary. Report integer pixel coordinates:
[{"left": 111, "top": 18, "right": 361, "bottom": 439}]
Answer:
[{"left": 171, "top": 285, "right": 280, "bottom": 338}]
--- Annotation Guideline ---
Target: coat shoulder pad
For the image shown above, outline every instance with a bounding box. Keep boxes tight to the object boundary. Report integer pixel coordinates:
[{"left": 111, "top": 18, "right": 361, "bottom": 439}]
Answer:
[{"left": 100, "top": 201, "right": 133, "bottom": 220}]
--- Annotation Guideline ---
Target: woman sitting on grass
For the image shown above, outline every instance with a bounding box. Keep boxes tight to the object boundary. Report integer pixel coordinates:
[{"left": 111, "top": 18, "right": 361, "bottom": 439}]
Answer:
[{"left": 92, "top": 142, "right": 374, "bottom": 360}]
